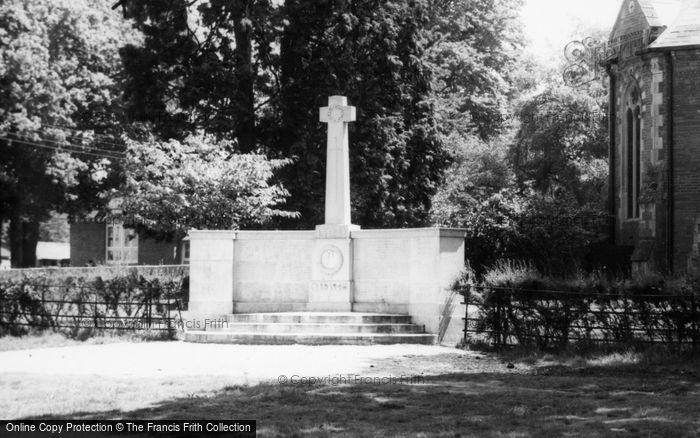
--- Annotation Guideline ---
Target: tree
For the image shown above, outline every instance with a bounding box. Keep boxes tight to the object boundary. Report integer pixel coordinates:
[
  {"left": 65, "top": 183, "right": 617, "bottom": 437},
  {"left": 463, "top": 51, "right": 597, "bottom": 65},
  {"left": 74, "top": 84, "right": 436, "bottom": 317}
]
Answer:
[
  {"left": 268, "top": 0, "right": 449, "bottom": 228},
  {"left": 118, "top": 0, "right": 452, "bottom": 229},
  {"left": 430, "top": 134, "right": 524, "bottom": 274},
  {"left": 111, "top": 135, "right": 296, "bottom": 241},
  {"left": 430, "top": 29, "right": 611, "bottom": 276},
  {"left": 511, "top": 85, "right": 608, "bottom": 206},
  {"left": 39, "top": 214, "right": 70, "bottom": 243},
  {"left": 0, "top": 0, "right": 137, "bottom": 266},
  {"left": 118, "top": 0, "right": 276, "bottom": 150},
  {"left": 423, "top": 0, "right": 525, "bottom": 140}
]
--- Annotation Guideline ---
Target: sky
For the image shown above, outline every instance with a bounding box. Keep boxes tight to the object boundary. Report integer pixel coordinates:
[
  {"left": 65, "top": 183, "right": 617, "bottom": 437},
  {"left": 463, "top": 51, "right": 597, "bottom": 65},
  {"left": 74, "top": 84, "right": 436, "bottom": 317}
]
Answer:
[{"left": 521, "top": 0, "right": 624, "bottom": 65}]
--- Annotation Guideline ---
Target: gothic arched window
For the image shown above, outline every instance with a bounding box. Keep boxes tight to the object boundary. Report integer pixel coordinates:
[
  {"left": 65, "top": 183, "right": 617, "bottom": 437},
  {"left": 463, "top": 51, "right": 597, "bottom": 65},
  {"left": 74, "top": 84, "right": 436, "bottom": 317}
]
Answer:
[{"left": 624, "top": 85, "right": 641, "bottom": 219}]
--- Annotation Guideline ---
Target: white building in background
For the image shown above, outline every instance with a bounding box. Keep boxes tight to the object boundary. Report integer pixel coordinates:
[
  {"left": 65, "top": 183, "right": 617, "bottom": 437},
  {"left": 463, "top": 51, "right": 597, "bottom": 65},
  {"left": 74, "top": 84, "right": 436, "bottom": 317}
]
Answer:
[{"left": 0, "top": 246, "right": 9, "bottom": 270}]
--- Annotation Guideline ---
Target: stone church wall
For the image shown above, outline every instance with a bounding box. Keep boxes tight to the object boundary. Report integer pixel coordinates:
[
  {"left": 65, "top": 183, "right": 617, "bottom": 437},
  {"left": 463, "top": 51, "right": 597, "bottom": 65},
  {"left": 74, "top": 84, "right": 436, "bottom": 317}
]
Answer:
[
  {"left": 613, "top": 52, "right": 670, "bottom": 272},
  {"left": 671, "top": 51, "right": 700, "bottom": 272}
]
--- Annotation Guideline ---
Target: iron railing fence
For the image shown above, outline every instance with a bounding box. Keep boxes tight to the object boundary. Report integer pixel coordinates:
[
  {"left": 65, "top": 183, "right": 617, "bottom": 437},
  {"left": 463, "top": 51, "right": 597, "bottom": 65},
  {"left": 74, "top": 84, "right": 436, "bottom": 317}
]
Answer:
[
  {"left": 459, "top": 284, "right": 700, "bottom": 349},
  {"left": 0, "top": 284, "right": 186, "bottom": 335}
]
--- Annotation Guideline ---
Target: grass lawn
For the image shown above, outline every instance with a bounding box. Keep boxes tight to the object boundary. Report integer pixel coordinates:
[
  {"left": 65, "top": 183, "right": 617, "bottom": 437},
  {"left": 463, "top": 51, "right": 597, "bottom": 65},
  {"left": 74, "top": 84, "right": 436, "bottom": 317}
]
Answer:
[
  {"left": 2, "top": 334, "right": 700, "bottom": 437},
  {"left": 20, "top": 367, "right": 700, "bottom": 437}
]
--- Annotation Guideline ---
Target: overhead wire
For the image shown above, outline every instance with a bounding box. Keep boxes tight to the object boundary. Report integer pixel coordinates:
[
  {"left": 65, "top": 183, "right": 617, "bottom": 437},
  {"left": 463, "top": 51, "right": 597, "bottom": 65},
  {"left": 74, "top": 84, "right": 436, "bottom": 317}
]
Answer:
[
  {"left": 1, "top": 128, "right": 126, "bottom": 153},
  {"left": 0, "top": 136, "right": 124, "bottom": 160},
  {"left": 0, "top": 133, "right": 126, "bottom": 161},
  {"left": 1, "top": 131, "right": 126, "bottom": 158},
  {"left": 38, "top": 123, "right": 127, "bottom": 149}
]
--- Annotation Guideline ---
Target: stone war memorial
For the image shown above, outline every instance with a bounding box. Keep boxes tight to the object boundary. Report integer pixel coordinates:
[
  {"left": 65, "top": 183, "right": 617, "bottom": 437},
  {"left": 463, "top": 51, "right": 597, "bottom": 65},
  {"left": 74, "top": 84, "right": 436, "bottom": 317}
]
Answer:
[{"left": 184, "top": 96, "right": 467, "bottom": 345}]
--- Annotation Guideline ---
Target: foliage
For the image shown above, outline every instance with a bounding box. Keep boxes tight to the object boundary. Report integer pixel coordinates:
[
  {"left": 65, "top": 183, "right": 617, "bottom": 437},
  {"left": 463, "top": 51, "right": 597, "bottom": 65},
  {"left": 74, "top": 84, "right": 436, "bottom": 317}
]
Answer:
[
  {"left": 430, "top": 134, "right": 521, "bottom": 273},
  {"left": 423, "top": 0, "right": 525, "bottom": 140},
  {"left": 431, "top": 53, "right": 610, "bottom": 276},
  {"left": 0, "top": 266, "right": 188, "bottom": 337},
  {"left": 271, "top": 0, "right": 450, "bottom": 227},
  {"left": 112, "top": 135, "right": 297, "bottom": 238},
  {"left": 514, "top": 193, "right": 610, "bottom": 275},
  {"left": 39, "top": 213, "right": 70, "bottom": 243},
  {"left": 511, "top": 85, "right": 608, "bottom": 206},
  {"left": 117, "top": 0, "right": 526, "bottom": 229},
  {"left": 431, "top": 135, "right": 608, "bottom": 276},
  {"left": 0, "top": 0, "right": 137, "bottom": 266},
  {"left": 456, "top": 264, "right": 700, "bottom": 350},
  {"left": 118, "top": 0, "right": 276, "bottom": 149}
]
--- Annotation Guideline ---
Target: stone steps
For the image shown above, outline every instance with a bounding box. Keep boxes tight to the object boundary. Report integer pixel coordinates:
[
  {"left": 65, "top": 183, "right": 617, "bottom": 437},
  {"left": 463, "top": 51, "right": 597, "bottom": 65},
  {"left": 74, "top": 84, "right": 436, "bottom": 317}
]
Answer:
[
  {"left": 183, "top": 312, "right": 436, "bottom": 345},
  {"left": 221, "top": 312, "right": 413, "bottom": 324},
  {"left": 204, "top": 323, "right": 424, "bottom": 334},
  {"left": 184, "top": 331, "right": 436, "bottom": 345}
]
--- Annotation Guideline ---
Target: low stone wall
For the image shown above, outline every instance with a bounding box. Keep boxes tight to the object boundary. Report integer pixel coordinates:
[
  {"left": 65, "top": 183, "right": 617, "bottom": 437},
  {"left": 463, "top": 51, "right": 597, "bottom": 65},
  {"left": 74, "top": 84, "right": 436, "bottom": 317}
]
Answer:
[
  {"left": 233, "top": 231, "right": 315, "bottom": 313},
  {"left": 352, "top": 228, "right": 466, "bottom": 344},
  {"left": 188, "top": 227, "right": 466, "bottom": 345}
]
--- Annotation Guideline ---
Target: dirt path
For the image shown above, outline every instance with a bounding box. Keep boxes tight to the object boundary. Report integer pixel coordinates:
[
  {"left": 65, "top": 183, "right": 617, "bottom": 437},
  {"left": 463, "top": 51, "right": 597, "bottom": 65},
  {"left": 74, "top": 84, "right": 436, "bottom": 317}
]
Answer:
[{"left": 0, "top": 341, "right": 522, "bottom": 419}]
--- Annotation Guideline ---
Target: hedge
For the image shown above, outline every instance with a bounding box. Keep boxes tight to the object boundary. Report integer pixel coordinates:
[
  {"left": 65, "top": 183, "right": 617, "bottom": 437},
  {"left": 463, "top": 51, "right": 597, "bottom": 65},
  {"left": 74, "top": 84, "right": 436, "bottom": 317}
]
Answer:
[{"left": 0, "top": 265, "right": 189, "bottom": 337}]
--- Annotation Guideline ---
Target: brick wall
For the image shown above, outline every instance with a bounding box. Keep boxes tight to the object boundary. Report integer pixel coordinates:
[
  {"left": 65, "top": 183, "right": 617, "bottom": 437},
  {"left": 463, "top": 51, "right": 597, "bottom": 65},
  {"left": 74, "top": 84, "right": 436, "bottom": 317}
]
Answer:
[
  {"left": 70, "top": 222, "right": 183, "bottom": 266},
  {"left": 138, "top": 238, "right": 180, "bottom": 265},
  {"left": 613, "top": 52, "right": 670, "bottom": 271},
  {"left": 69, "top": 222, "right": 106, "bottom": 266},
  {"left": 671, "top": 50, "right": 700, "bottom": 272}
]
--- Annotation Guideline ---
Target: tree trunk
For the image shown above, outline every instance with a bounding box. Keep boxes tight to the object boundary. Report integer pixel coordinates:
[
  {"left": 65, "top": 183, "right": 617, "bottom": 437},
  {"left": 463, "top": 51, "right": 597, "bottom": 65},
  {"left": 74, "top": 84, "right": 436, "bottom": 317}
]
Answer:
[
  {"left": 233, "top": 0, "right": 256, "bottom": 153},
  {"left": 9, "top": 213, "right": 39, "bottom": 268},
  {"left": 22, "top": 221, "right": 39, "bottom": 268},
  {"left": 9, "top": 212, "right": 22, "bottom": 268}
]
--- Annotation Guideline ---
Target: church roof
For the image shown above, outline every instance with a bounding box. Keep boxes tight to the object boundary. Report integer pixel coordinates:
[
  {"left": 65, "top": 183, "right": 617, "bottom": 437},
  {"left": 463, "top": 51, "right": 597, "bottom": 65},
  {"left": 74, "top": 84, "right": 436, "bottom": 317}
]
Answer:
[
  {"left": 649, "top": 0, "right": 700, "bottom": 49},
  {"left": 646, "top": 0, "right": 684, "bottom": 26},
  {"left": 610, "top": 0, "right": 681, "bottom": 42}
]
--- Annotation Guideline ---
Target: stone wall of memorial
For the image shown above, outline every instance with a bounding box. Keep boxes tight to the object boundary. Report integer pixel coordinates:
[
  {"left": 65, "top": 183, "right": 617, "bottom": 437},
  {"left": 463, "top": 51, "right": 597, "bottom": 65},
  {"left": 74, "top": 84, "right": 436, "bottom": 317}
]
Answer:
[
  {"left": 351, "top": 228, "right": 466, "bottom": 343},
  {"left": 232, "top": 231, "right": 316, "bottom": 313},
  {"left": 187, "top": 228, "right": 467, "bottom": 344}
]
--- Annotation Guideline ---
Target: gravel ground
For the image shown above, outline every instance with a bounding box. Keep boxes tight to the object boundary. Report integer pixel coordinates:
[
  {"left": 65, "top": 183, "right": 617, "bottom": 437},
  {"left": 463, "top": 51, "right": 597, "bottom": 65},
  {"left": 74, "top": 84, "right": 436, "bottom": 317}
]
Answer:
[
  {"left": 0, "top": 342, "right": 523, "bottom": 380},
  {"left": 0, "top": 341, "right": 526, "bottom": 419}
]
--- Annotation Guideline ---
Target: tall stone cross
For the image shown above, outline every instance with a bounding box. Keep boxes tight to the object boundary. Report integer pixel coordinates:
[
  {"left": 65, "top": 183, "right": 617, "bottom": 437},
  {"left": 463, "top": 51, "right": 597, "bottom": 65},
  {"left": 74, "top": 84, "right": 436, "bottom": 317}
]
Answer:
[
  {"left": 319, "top": 95, "right": 357, "bottom": 226},
  {"left": 313, "top": 95, "right": 357, "bottom": 311}
]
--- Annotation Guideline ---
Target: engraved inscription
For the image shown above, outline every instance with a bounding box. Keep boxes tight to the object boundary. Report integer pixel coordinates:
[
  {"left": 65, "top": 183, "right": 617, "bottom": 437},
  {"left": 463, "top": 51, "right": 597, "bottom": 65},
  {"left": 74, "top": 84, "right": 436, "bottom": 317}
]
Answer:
[{"left": 311, "top": 281, "right": 350, "bottom": 292}]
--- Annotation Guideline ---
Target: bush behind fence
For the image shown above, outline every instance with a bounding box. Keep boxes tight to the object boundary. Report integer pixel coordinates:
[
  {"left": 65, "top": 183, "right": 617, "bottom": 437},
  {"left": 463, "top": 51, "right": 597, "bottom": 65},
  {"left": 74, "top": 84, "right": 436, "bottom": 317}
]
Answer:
[
  {"left": 455, "top": 263, "right": 700, "bottom": 350},
  {"left": 0, "top": 265, "right": 189, "bottom": 337}
]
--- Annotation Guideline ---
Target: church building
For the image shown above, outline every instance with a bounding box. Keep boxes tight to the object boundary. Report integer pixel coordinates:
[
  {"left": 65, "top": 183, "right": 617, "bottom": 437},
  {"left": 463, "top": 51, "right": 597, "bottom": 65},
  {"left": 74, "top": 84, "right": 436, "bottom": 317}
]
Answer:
[{"left": 607, "top": 0, "right": 700, "bottom": 275}]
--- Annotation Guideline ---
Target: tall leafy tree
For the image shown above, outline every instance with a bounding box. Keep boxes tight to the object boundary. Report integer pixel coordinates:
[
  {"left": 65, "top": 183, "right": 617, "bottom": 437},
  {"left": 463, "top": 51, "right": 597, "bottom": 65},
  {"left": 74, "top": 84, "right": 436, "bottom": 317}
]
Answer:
[
  {"left": 511, "top": 85, "right": 608, "bottom": 205},
  {"left": 423, "top": 0, "right": 525, "bottom": 140},
  {"left": 269, "top": 0, "right": 448, "bottom": 228},
  {"left": 0, "top": 0, "right": 136, "bottom": 266},
  {"left": 118, "top": 0, "right": 452, "bottom": 229},
  {"left": 118, "top": 0, "right": 275, "bottom": 150}
]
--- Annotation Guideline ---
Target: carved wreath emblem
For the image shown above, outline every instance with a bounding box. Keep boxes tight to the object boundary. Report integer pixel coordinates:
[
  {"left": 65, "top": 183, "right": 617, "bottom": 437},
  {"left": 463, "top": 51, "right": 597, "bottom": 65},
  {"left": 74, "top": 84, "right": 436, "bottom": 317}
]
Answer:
[
  {"left": 319, "top": 245, "right": 343, "bottom": 274},
  {"left": 326, "top": 105, "right": 346, "bottom": 123}
]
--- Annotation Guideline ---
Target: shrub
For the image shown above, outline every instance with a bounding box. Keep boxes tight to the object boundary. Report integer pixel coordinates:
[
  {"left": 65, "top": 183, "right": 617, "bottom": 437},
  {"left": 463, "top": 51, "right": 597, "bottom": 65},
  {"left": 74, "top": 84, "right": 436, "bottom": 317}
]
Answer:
[
  {"left": 459, "top": 263, "right": 700, "bottom": 350},
  {"left": 0, "top": 266, "right": 188, "bottom": 338}
]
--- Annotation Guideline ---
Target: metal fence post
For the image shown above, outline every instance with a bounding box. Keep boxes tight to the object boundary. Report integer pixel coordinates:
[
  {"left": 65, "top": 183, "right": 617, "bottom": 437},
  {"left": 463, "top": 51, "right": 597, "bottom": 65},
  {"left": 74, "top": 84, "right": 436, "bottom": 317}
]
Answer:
[
  {"left": 501, "top": 290, "right": 509, "bottom": 347},
  {"left": 93, "top": 296, "right": 98, "bottom": 329},
  {"left": 462, "top": 284, "right": 471, "bottom": 347},
  {"left": 41, "top": 288, "right": 45, "bottom": 329},
  {"left": 146, "top": 291, "right": 152, "bottom": 329},
  {"left": 692, "top": 295, "right": 698, "bottom": 349},
  {"left": 494, "top": 289, "right": 502, "bottom": 348}
]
